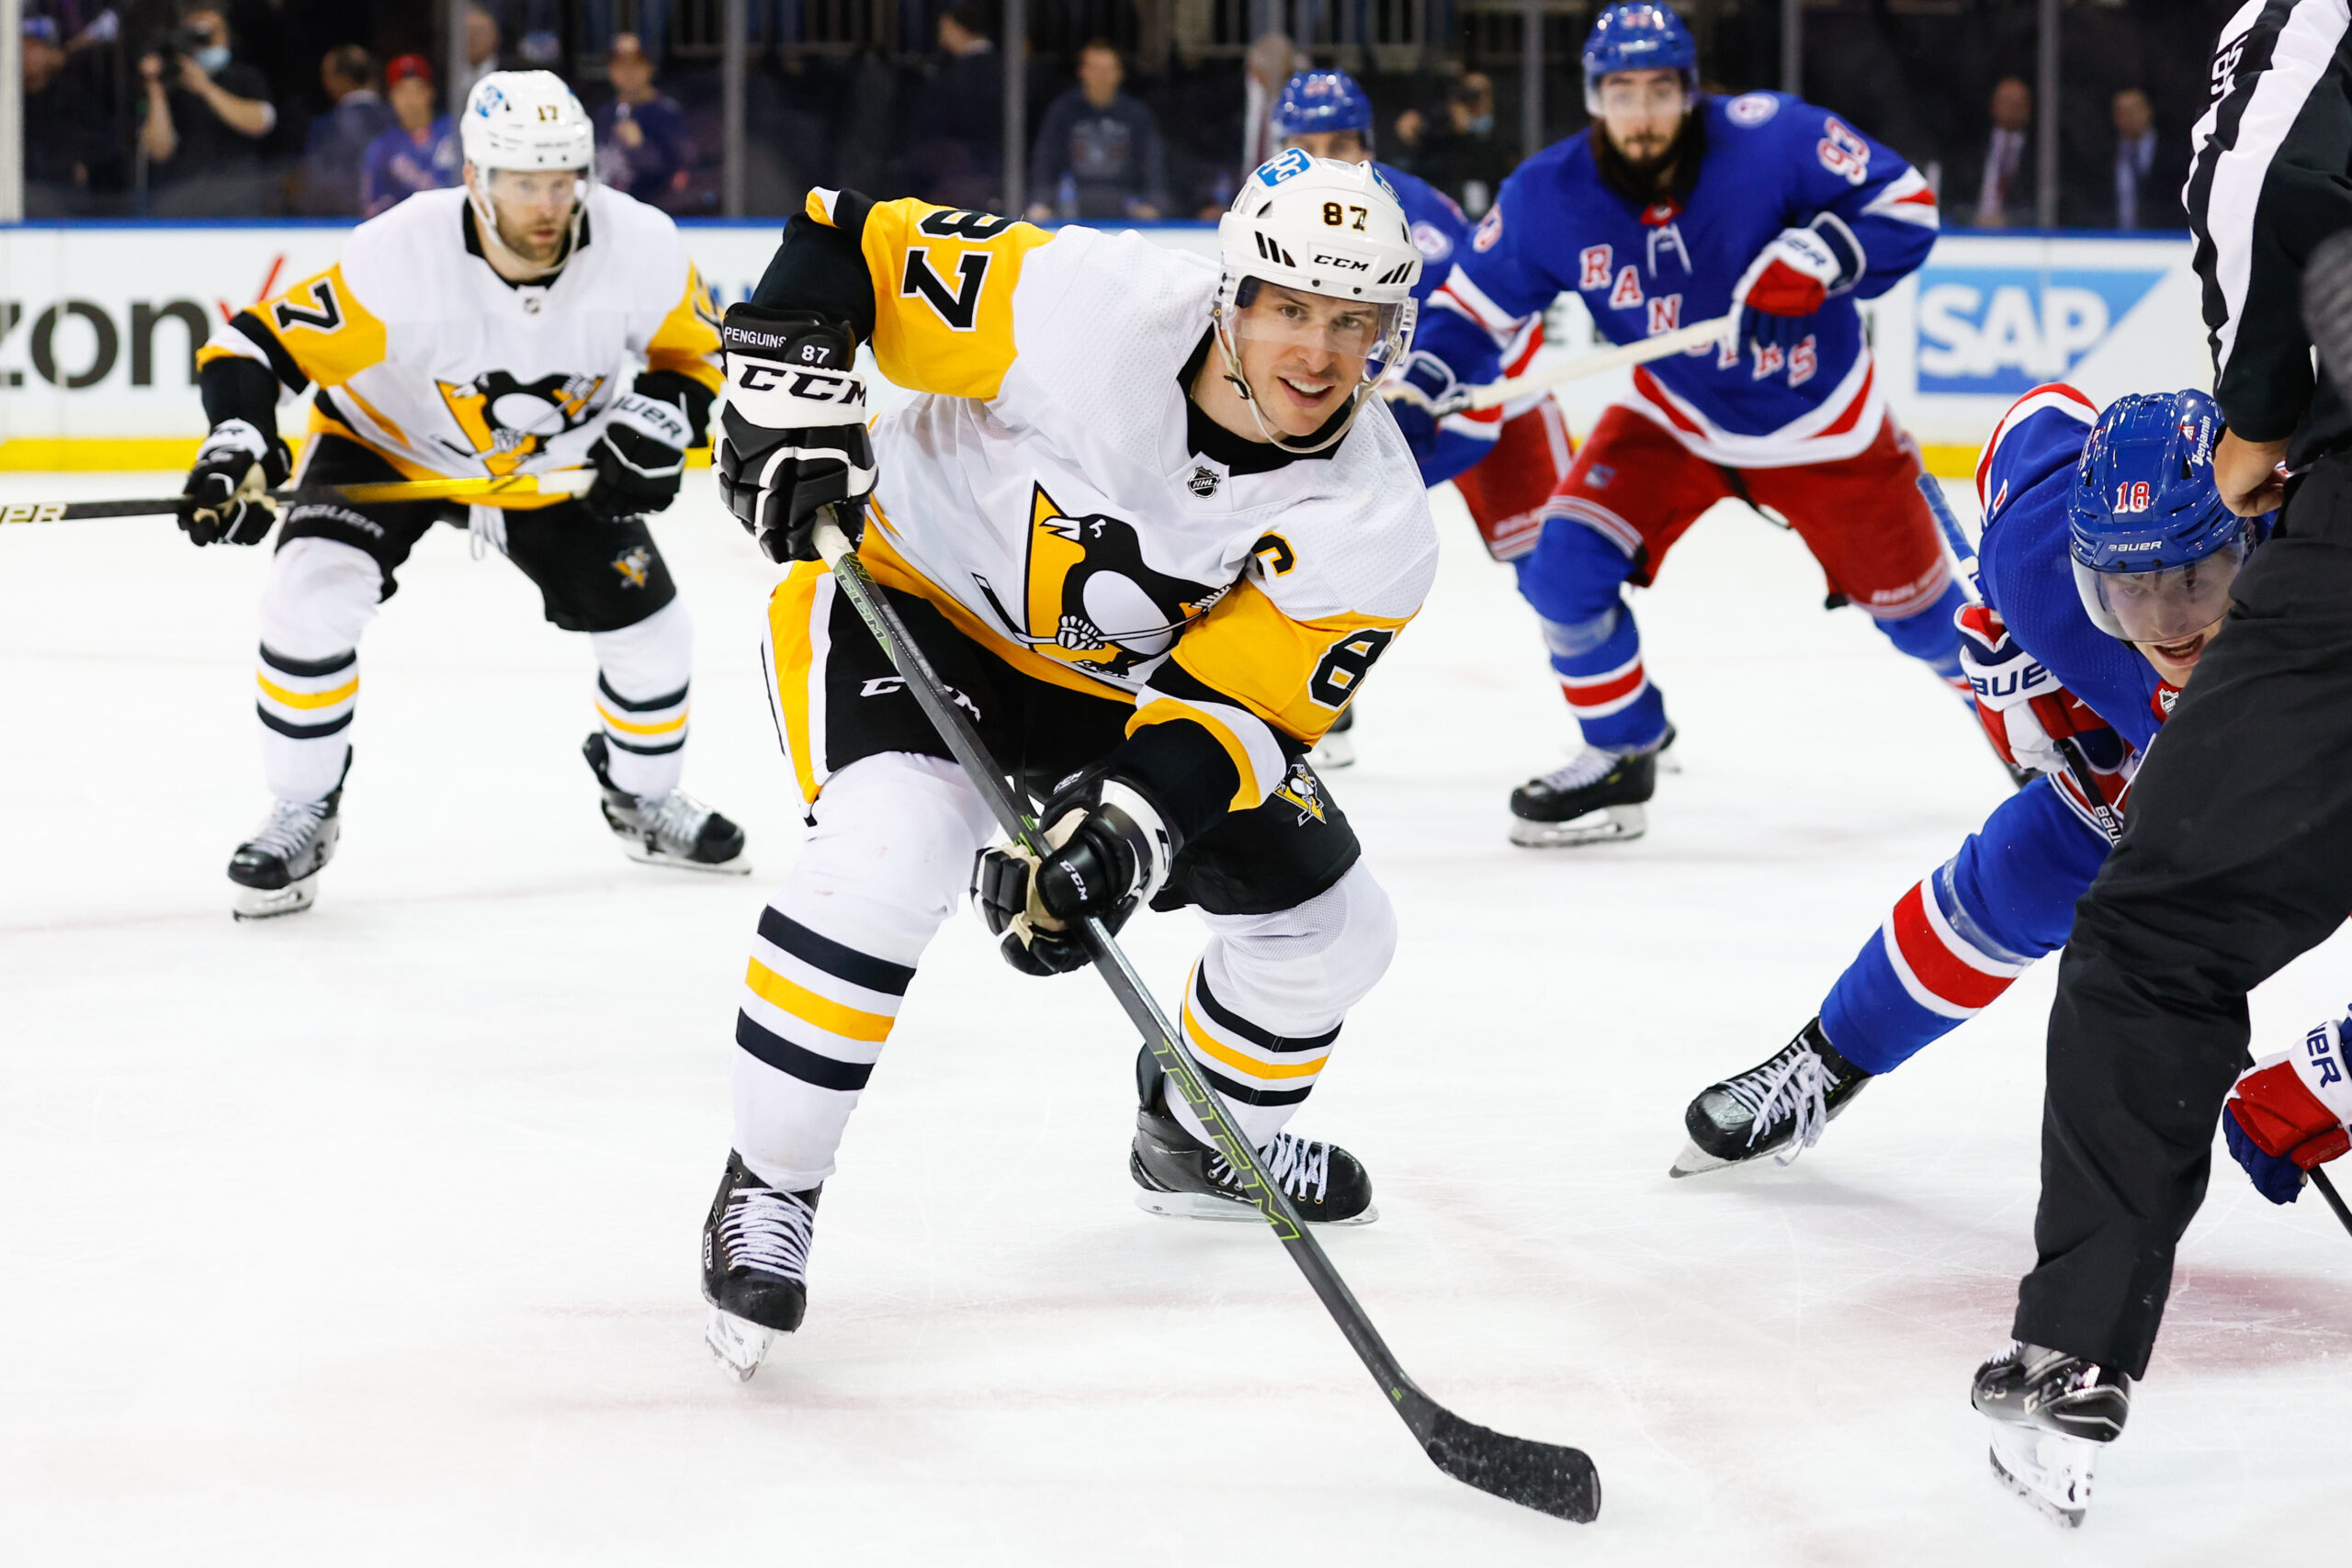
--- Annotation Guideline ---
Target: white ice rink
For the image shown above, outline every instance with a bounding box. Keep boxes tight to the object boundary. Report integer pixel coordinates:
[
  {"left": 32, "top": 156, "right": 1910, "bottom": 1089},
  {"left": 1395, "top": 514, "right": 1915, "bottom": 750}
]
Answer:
[{"left": 8, "top": 469, "right": 2352, "bottom": 1564}]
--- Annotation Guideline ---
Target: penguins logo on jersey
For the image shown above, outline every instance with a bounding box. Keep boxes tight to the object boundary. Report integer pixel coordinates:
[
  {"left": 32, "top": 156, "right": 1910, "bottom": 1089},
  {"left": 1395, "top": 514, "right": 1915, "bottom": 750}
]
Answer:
[
  {"left": 1272, "top": 759, "right": 1328, "bottom": 825},
  {"left": 612, "top": 545, "right": 653, "bottom": 589},
  {"left": 435, "top": 370, "right": 610, "bottom": 475},
  {"left": 971, "top": 484, "right": 1227, "bottom": 682}
]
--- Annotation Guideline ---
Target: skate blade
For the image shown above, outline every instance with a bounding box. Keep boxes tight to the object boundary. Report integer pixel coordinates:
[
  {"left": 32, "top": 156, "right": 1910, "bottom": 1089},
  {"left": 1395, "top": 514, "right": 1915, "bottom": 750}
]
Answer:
[
  {"left": 232, "top": 874, "right": 319, "bottom": 920},
  {"left": 1306, "top": 733, "right": 1356, "bottom": 770},
  {"left": 1986, "top": 1422, "right": 2097, "bottom": 1529},
  {"left": 617, "top": 840, "right": 753, "bottom": 876},
  {"left": 1654, "top": 741, "right": 1681, "bottom": 775},
  {"left": 1132, "top": 1189, "right": 1378, "bottom": 1225},
  {"left": 1509, "top": 804, "right": 1646, "bottom": 848},
  {"left": 705, "top": 1304, "right": 774, "bottom": 1381},
  {"left": 1667, "top": 1140, "right": 1736, "bottom": 1179}
]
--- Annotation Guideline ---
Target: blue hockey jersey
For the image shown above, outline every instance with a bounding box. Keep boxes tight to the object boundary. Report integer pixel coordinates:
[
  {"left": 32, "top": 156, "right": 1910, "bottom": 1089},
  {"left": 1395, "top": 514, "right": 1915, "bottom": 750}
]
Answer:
[
  {"left": 1424, "top": 92, "right": 1939, "bottom": 469},
  {"left": 1380, "top": 160, "right": 1469, "bottom": 313},
  {"left": 1972, "top": 384, "right": 2169, "bottom": 762}
]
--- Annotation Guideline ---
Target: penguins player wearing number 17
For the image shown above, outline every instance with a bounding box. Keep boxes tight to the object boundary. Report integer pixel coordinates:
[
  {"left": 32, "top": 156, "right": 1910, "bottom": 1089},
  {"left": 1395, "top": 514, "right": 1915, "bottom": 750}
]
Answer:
[{"left": 696, "top": 155, "right": 1439, "bottom": 1379}]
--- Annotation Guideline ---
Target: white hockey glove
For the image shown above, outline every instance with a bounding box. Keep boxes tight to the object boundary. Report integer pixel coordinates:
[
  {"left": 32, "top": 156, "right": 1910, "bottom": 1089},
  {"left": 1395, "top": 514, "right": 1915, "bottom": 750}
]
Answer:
[
  {"left": 179, "top": 418, "right": 291, "bottom": 547},
  {"left": 1727, "top": 218, "right": 1861, "bottom": 355},
  {"left": 584, "top": 390, "right": 693, "bottom": 522},
  {"left": 1956, "top": 604, "right": 2102, "bottom": 777},
  {"left": 714, "top": 303, "right": 876, "bottom": 564}
]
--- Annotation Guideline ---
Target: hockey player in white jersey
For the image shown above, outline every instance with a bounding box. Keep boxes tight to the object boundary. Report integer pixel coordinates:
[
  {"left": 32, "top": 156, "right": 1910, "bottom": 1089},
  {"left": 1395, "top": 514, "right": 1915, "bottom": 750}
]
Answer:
[
  {"left": 181, "top": 71, "right": 746, "bottom": 919},
  {"left": 696, "top": 154, "right": 1437, "bottom": 1377}
]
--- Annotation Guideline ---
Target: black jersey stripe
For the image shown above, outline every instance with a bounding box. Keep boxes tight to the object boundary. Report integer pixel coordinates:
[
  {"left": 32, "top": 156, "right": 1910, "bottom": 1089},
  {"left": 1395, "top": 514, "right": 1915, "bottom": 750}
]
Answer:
[
  {"left": 259, "top": 642, "right": 356, "bottom": 680},
  {"left": 734, "top": 1010, "right": 875, "bottom": 1091},
  {"left": 255, "top": 705, "right": 353, "bottom": 740},
  {"left": 226, "top": 308, "right": 311, "bottom": 394},
  {"left": 597, "top": 672, "right": 689, "bottom": 713},
  {"left": 1193, "top": 969, "right": 1341, "bottom": 1055},
  {"left": 755, "top": 906, "right": 916, "bottom": 996},
  {"left": 1188, "top": 1055, "right": 1314, "bottom": 1107}
]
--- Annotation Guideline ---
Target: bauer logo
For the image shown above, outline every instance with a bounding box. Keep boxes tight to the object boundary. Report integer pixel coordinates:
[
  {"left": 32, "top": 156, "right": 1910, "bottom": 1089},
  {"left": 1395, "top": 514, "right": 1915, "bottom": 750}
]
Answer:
[{"left": 1916, "top": 266, "right": 2166, "bottom": 396}]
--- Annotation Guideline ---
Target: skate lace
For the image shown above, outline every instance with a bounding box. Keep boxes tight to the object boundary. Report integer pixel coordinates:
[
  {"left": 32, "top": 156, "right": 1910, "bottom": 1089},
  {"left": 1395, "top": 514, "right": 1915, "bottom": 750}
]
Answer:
[
  {"left": 634, "top": 789, "right": 715, "bottom": 853},
  {"left": 721, "top": 1187, "right": 815, "bottom": 1282},
  {"left": 1534, "top": 746, "right": 1621, "bottom": 794},
  {"left": 245, "top": 798, "right": 326, "bottom": 859},
  {"left": 1209, "top": 1132, "right": 1331, "bottom": 1203},
  {"left": 1724, "top": 1043, "right": 1832, "bottom": 1165}
]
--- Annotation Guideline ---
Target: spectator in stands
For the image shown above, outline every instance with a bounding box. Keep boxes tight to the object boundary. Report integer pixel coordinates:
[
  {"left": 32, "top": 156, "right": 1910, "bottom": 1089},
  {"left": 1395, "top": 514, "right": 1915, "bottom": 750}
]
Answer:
[
  {"left": 291, "top": 45, "right": 390, "bottom": 217},
  {"left": 360, "top": 54, "right": 458, "bottom": 218},
  {"left": 906, "top": 3, "right": 1001, "bottom": 210},
  {"left": 459, "top": 6, "right": 501, "bottom": 102},
  {"left": 138, "top": 5, "right": 277, "bottom": 216},
  {"left": 1026, "top": 39, "right": 1170, "bottom": 221},
  {"left": 22, "top": 15, "right": 117, "bottom": 216},
  {"left": 594, "top": 32, "right": 695, "bottom": 209},
  {"left": 1398, "top": 72, "right": 1507, "bottom": 216},
  {"left": 2111, "top": 86, "right": 2187, "bottom": 231},
  {"left": 1970, "top": 75, "right": 2035, "bottom": 228},
  {"left": 1239, "top": 31, "right": 1301, "bottom": 175}
]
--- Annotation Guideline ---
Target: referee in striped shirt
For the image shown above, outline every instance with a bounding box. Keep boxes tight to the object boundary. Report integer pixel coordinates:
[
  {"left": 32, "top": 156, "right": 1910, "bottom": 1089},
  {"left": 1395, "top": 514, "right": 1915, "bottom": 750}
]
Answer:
[{"left": 1986, "top": 0, "right": 2352, "bottom": 1501}]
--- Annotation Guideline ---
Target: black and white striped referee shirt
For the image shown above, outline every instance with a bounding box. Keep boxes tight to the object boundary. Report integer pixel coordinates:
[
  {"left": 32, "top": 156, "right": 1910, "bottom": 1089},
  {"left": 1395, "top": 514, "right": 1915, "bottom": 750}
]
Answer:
[{"left": 2188, "top": 0, "right": 2352, "bottom": 460}]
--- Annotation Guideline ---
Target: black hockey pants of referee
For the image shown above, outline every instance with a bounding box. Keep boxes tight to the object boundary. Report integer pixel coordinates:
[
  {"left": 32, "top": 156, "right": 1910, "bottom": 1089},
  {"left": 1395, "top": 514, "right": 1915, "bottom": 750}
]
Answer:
[{"left": 2013, "top": 453, "right": 2352, "bottom": 1379}]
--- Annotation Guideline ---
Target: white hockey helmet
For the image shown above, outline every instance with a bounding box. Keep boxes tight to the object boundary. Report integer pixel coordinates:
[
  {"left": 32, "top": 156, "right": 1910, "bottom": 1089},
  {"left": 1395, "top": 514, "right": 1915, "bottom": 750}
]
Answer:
[
  {"left": 460, "top": 70, "right": 594, "bottom": 172},
  {"left": 1213, "top": 152, "right": 1422, "bottom": 451}
]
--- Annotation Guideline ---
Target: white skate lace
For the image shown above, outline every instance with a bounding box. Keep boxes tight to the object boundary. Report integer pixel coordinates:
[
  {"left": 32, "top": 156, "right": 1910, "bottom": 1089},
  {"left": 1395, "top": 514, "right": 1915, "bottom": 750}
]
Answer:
[
  {"left": 1533, "top": 745, "right": 1623, "bottom": 794},
  {"left": 1724, "top": 1043, "right": 1833, "bottom": 1164},
  {"left": 720, "top": 1187, "right": 815, "bottom": 1282},
  {"left": 245, "top": 798, "right": 327, "bottom": 860},
  {"left": 631, "top": 789, "right": 716, "bottom": 854},
  {"left": 1209, "top": 1132, "right": 1332, "bottom": 1203}
]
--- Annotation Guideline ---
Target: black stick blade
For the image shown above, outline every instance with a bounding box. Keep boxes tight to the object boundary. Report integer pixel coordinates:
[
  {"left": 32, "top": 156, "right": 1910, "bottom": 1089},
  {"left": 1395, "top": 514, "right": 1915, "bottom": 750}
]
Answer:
[{"left": 1419, "top": 1407, "right": 1600, "bottom": 1523}]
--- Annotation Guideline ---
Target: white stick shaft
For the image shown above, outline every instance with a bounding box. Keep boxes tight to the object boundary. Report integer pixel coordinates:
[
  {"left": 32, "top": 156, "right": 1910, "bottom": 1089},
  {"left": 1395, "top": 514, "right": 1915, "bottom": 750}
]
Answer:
[{"left": 1464, "top": 315, "right": 1733, "bottom": 411}]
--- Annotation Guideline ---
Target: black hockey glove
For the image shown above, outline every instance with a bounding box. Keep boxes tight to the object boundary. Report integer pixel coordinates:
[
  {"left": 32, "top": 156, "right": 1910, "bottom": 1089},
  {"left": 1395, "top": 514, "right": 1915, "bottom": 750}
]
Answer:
[
  {"left": 583, "top": 391, "right": 693, "bottom": 522},
  {"left": 714, "top": 303, "right": 875, "bottom": 564},
  {"left": 179, "top": 418, "right": 291, "bottom": 547},
  {"left": 973, "top": 781, "right": 1173, "bottom": 976}
]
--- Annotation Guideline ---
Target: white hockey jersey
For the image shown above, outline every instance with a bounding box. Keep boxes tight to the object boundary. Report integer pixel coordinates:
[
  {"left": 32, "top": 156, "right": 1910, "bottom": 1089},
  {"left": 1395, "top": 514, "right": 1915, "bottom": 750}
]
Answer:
[
  {"left": 780, "top": 191, "right": 1438, "bottom": 812},
  {"left": 197, "top": 186, "right": 721, "bottom": 503}
]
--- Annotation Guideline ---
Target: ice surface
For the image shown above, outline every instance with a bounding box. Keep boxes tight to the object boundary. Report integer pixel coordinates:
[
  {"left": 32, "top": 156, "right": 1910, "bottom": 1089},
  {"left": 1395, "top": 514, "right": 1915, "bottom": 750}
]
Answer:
[{"left": 6, "top": 472, "right": 2350, "bottom": 1564}]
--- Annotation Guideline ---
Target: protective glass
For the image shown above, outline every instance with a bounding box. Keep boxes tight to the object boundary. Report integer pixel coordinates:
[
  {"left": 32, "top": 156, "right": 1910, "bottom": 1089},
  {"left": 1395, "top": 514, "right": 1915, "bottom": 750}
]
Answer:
[
  {"left": 1595, "top": 73, "right": 1687, "bottom": 116},
  {"left": 1231, "top": 279, "right": 1405, "bottom": 382},
  {"left": 2071, "top": 527, "right": 2251, "bottom": 644}
]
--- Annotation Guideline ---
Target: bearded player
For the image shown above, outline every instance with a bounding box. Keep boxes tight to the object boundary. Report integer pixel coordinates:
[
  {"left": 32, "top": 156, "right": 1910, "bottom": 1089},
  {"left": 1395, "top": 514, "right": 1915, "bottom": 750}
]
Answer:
[
  {"left": 695, "top": 156, "right": 1437, "bottom": 1378},
  {"left": 1409, "top": 3, "right": 1961, "bottom": 846},
  {"left": 181, "top": 72, "right": 745, "bottom": 918}
]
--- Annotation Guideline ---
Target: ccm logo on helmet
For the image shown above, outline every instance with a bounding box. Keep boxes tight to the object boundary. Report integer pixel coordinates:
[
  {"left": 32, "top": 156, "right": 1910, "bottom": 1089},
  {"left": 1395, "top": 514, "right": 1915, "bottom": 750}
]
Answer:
[{"left": 1313, "top": 254, "right": 1371, "bottom": 270}]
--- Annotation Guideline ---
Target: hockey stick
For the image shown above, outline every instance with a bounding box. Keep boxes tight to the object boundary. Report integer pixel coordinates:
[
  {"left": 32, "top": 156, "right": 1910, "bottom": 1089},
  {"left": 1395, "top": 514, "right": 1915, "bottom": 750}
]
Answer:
[
  {"left": 1463, "top": 314, "right": 1731, "bottom": 411},
  {"left": 2310, "top": 1167, "right": 2352, "bottom": 1240},
  {"left": 810, "top": 512, "right": 1601, "bottom": 1524},
  {"left": 0, "top": 468, "right": 596, "bottom": 525}
]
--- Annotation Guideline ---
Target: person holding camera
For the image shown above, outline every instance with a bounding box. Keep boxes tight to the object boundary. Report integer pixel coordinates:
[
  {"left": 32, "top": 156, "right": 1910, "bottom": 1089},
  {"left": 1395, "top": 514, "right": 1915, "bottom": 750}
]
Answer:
[{"left": 138, "top": 6, "right": 277, "bottom": 216}]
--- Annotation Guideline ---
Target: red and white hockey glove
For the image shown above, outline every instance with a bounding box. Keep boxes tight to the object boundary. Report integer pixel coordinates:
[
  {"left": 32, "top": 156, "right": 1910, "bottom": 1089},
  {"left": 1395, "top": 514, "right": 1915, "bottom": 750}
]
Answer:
[
  {"left": 1955, "top": 604, "right": 2104, "bottom": 777},
  {"left": 2226, "top": 1019, "right": 2352, "bottom": 1204},
  {"left": 1728, "top": 220, "right": 1860, "bottom": 354}
]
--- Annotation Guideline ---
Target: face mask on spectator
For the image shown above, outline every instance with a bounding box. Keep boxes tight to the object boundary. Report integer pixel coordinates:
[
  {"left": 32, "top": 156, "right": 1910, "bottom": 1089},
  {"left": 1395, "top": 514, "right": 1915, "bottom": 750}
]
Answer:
[{"left": 195, "top": 44, "right": 230, "bottom": 73}]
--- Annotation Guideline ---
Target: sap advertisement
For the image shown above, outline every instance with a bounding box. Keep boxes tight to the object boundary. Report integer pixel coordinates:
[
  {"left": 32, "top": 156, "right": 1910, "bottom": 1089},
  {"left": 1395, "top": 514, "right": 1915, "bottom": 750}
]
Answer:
[{"left": 0, "top": 221, "right": 2199, "bottom": 464}]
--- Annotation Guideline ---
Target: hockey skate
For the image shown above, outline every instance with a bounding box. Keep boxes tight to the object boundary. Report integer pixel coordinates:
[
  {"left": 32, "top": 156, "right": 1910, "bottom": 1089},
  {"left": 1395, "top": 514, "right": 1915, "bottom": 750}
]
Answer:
[
  {"left": 1508, "top": 725, "right": 1675, "bottom": 848},
  {"left": 227, "top": 787, "right": 343, "bottom": 920},
  {"left": 701, "top": 1151, "right": 821, "bottom": 1381},
  {"left": 1128, "top": 1047, "right": 1375, "bottom": 1224},
  {"left": 582, "top": 734, "right": 750, "bottom": 874},
  {"left": 1669, "top": 1019, "right": 1872, "bottom": 1178},
  {"left": 1306, "top": 705, "right": 1355, "bottom": 770},
  {"left": 1971, "top": 1341, "right": 2132, "bottom": 1528}
]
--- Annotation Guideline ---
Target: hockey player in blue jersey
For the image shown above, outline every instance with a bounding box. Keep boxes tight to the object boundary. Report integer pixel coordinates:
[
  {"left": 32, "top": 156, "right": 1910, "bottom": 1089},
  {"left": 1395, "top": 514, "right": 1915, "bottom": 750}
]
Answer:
[
  {"left": 1402, "top": 2, "right": 1962, "bottom": 846},
  {"left": 1272, "top": 68, "right": 1575, "bottom": 768},
  {"left": 1665, "top": 385, "right": 2265, "bottom": 1179}
]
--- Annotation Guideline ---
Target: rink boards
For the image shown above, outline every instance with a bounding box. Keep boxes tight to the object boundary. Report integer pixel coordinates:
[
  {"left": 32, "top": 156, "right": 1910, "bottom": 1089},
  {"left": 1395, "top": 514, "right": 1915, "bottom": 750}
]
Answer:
[{"left": 0, "top": 221, "right": 2204, "bottom": 475}]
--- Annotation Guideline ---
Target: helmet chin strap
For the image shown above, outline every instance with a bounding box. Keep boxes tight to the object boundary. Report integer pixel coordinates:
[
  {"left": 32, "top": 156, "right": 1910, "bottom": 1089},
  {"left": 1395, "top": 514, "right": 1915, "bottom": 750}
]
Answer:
[
  {"left": 468, "top": 174, "right": 589, "bottom": 280},
  {"left": 1210, "top": 317, "right": 1369, "bottom": 456}
]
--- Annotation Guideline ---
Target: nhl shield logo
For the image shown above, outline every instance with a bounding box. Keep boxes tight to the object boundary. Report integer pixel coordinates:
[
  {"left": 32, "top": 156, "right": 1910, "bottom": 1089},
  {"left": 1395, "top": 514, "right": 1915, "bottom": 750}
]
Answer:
[{"left": 1188, "top": 465, "right": 1221, "bottom": 499}]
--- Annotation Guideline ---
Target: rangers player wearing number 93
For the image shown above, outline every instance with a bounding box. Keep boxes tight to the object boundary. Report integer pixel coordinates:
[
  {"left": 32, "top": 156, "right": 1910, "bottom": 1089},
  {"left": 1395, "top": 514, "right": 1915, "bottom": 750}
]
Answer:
[{"left": 695, "top": 155, "right": 1444, "bottom": 1379}]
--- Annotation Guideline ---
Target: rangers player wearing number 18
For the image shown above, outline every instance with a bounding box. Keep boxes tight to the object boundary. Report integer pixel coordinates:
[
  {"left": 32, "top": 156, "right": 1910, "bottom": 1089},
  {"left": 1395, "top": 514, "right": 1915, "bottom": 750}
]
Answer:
[
  {"left": 182, "top": 71, "right": 746, "bottom": 919},
  {"left": 1409, "top": 2, "right": 1962, "bottom": 845}
]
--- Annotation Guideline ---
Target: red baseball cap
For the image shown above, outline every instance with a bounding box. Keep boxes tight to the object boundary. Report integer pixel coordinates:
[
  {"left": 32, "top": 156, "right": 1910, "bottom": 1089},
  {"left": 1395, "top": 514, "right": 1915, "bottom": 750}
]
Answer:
[{"left": 386, "top": 53, "right": 434, "bottom": 88}]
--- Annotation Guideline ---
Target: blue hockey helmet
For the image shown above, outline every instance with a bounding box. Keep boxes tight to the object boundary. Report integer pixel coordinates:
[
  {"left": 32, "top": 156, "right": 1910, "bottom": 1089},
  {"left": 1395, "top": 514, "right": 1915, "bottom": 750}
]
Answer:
[
  {"left": 2067, "top": 389, "right": 2255, "bottom": 645},
  {"left": 1274, "top": 71, "right": 1375, "bottom": 152},
  {"left": 1582, "top": 3, "right": 1699, "bottom": 113}
]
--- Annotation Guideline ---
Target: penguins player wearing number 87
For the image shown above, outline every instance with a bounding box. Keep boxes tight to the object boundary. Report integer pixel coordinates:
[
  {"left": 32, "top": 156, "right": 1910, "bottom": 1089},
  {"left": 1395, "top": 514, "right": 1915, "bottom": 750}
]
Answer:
[{"left": 698, "top": 157, "right": 1442, "bottom": 1378}]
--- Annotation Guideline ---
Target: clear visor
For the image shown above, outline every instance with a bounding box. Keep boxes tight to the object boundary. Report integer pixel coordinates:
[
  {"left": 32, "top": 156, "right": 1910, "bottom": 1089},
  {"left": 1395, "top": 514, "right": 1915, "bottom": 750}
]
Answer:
[
  {"left": 2071, "top": 529, "right": 2249, "bottom": 645},
  {"left": 1594, "top": 73, "right": 1690, "bottom": 116},
  {"left": 482, "top": 165, "right": 586, "bottom": 208},
  {"left": 1231, "top": 278, "right": 1403, "bottom": 380}
]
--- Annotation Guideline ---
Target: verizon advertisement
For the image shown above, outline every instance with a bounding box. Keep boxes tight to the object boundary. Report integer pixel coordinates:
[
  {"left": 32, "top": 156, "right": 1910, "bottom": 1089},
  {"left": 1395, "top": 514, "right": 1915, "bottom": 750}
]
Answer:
[{"left": 0, "top": 221, "right": 2202, "bottom": 464}]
